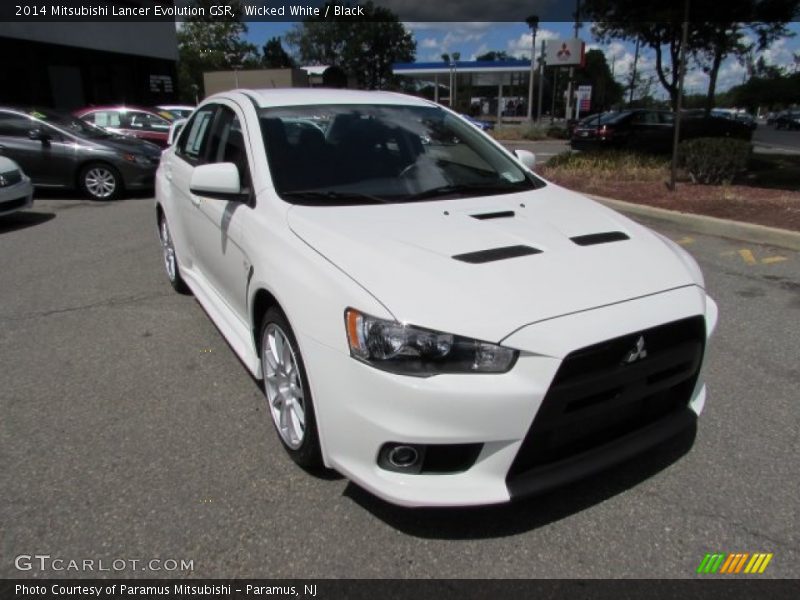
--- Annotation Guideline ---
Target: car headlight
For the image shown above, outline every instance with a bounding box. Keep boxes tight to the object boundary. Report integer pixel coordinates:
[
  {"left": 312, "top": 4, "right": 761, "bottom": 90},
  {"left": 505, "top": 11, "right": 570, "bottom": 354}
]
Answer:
[
  {"left": 121, "top": 153, "right": 152, "bottom": 166},
  {"left": 345, "top": 308, "right": 518, "bottom": 376},
  {"left": 0, "top": 170, "right": 21, "bottom": 187}
]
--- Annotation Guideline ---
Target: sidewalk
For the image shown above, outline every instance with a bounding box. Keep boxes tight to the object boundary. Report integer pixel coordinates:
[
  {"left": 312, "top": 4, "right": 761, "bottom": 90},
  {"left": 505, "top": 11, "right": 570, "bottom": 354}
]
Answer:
[{"left": 589, "top": 194, "right": 800, "bottom": 252}]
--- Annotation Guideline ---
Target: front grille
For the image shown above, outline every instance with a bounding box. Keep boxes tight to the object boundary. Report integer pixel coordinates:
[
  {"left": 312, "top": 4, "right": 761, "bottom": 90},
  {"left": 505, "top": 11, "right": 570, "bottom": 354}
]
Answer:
[
  {"left": 507, "top": 316, "right": 706, "bottom": 480},
  {"left": 0, "top": 170, "right": 23, "bottom": 187},
  {"left": 0, "top": 196, "right": 28, "bottom": 212}
]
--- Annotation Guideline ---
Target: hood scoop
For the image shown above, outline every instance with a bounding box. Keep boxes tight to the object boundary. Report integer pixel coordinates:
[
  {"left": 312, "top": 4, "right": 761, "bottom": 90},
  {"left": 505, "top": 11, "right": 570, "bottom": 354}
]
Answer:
[
  {"left": 471, "top": 210, "right": 515, "bottom": 220},
  {"left": 453, "top": 245, "right": 542, "bottom": 264},
  {"left": 571, "top": 231, "right": 630, "bottom": 246}
]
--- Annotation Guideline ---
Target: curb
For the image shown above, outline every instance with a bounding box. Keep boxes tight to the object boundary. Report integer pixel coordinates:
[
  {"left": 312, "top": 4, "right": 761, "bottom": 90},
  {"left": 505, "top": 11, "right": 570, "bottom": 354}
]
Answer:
[{"left": 588, "top": 194, "right": 800, "bottom": 252}]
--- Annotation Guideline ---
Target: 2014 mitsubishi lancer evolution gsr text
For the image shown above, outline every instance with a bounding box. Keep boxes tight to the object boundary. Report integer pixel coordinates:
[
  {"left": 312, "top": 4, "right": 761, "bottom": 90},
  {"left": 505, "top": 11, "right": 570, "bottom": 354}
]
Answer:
[{"left": 154, "top": 89, "right": 718, "bottom": 507}]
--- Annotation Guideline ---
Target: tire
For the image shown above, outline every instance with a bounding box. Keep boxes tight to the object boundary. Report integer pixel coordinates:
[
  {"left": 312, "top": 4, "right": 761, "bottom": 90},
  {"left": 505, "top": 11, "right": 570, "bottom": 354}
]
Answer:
[
  {"left": 79, "top": 162, "right": 122, "bottom": 200},
  {"left": 157, "top": 214, "right": 191, "bottom": 294},
  {"left": 260, "top": 306, "right": 323, "bottom": 469}
]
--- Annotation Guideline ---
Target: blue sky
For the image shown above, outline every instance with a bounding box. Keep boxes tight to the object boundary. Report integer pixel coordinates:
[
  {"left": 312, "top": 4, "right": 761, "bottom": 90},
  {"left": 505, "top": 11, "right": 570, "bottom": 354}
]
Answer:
[{"left": 245, "top": 21, "right": 800, "bottom": 98}]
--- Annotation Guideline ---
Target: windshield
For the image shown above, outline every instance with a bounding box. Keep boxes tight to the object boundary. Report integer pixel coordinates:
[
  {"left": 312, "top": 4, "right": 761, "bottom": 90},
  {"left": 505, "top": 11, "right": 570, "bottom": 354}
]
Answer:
[
  {"left": 258, "top": 104, "right": 544, "bottom": 205},
  {"left": 31, "top": 109, "right": 111, "bottom": 139}
]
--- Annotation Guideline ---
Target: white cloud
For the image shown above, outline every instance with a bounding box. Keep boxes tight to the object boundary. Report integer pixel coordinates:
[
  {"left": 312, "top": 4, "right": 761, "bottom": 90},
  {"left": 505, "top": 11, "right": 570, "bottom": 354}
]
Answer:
[
  {"left": 420, "top": 37, "right": 438, "bottom": 49},
  {"left": 506, "top": 29, "right": 559, "bottom": 59}
]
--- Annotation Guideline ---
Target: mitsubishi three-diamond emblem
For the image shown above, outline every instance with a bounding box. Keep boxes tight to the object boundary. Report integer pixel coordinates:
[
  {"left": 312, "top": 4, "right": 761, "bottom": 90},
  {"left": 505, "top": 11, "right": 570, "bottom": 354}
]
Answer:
[{"left": 623, "top": 335, "right": 648, "bottom": 364}]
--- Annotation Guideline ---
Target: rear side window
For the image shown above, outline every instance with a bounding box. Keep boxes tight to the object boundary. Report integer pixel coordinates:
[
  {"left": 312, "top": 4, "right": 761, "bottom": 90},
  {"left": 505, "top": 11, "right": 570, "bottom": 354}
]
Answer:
[
  {"left": 177, "top": 106, "right": 216, "bottom": 163},
  {"left": 89, "top": 111, "right": 122, "bottom": 128}
]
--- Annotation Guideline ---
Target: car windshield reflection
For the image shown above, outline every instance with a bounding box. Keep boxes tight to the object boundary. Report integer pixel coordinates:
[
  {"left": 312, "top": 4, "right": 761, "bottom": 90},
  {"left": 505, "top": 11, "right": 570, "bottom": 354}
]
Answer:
[{"left": 259, "top": 104, "right": 544, "bottom": 205}]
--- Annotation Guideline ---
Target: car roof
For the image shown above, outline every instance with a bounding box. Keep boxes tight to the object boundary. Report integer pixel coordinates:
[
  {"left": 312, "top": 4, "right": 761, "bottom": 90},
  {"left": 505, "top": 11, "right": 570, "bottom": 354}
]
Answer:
[
  {"left": 212, "top": 88, "right": 435, "bottom": 109},
  {"left": 75, "top": 105, "right": 161, "bottom": 113}
]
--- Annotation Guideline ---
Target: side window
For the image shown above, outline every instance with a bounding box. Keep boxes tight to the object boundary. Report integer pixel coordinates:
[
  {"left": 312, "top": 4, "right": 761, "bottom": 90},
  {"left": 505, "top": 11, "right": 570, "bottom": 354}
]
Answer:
[
  {"left": 90, "top": 111, "right": 122, "bottom": 128},
  {"left": 207, "top": 106, "right": 252, "bottom": 191},
  {"left": 0, "top": 112, "right": 34, "bottom": 137},
  {"left": 176, "top": 106, "right": 217, "bottom": 164},
  {"left": 130, "top": 112, "right": 171, "bottom": 132}
]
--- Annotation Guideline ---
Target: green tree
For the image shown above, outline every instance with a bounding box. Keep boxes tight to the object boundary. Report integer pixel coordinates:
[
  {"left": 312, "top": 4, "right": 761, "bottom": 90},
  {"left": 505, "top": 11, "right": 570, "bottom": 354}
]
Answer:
[
  {"left": 177, "top": 0, "right": 259, "bottom": 101},
  {"left": 285, "top": 1, "right": 415, "bottom": 89},
  {"left": 584, "top": 0, "right": 800, "bottom": 112},
  {"left": 475, "top": 51, "right": 516, "bottom": 62},
  {"left": 575, "top": 49, "right": 625, "bottom": 111},
  {"left": 691, "top": 1, "right": 798, "bottom": 114},
  {"left": 262, "top": 37, "right": 294, "bottom": 68}
]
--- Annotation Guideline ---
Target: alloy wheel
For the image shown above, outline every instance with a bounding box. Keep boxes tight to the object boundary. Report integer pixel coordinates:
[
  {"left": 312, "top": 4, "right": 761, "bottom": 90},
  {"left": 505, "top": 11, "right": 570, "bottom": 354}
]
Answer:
[{"left": 263, "top": 324, "right": 306, "bottom": 449}]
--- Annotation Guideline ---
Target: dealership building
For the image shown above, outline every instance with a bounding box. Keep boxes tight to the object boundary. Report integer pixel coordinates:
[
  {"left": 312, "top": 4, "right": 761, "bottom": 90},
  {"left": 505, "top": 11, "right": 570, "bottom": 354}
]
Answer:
[{"left": 0, "top": 21, "right": 178, "bottom": 110}]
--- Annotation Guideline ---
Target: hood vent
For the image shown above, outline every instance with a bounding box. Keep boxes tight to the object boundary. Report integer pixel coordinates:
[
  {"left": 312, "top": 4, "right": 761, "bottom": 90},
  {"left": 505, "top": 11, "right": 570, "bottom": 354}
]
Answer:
[
  {"left": 571, "top": 231, "right": 630, "bottom": 246},
  {"left": 453, "top": 245, "right": 542, "bottom": 264},
  {"left": 471, "top": 210, "right": 515, "bottom": 220}
]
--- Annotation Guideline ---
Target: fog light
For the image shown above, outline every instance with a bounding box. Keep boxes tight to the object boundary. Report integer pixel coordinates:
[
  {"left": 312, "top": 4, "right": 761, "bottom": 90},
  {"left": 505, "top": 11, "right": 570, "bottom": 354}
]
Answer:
[
  {"left": 378, "top": 443, "right": 425, "bottom": 473},
  {"left": 388, "top": 445, "right": 419, "bottom": 468}
]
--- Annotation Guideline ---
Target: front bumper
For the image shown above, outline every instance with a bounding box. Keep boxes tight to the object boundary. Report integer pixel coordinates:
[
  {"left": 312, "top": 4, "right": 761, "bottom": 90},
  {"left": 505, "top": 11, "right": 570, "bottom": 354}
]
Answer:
[
  {"left": 301, "top": 285, "right": 717, "bottom": 507},
  {"left": 0, "top": 176, "right": 34, "bottom": 216},
  {"left": 118, "top": 158, "right": 159, "bottom": 190}
]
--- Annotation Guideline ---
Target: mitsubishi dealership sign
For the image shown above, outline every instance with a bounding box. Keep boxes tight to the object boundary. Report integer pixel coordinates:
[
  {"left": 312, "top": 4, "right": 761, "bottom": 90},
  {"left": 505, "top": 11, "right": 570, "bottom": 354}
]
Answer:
[{"left": 544, "top": 38, "right": 586, "bottom": 67}]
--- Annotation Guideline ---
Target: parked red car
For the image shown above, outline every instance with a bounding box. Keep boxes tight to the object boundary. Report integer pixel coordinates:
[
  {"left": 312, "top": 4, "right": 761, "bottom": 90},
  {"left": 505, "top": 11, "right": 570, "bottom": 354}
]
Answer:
[{"left": 74, "top": 106, "right": 175, "bottom": 147}]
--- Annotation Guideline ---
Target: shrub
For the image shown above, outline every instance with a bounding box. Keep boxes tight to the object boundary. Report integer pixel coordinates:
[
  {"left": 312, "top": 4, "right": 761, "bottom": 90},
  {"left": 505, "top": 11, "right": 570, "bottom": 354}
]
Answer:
[
  {"left": 545, "top": 125, "right": 569, "bottom": 139},
  {"left": 542, "top": 150, "right": 668, "bottom": 182},
  {"left": 492, "top": 124, "right": 565, "bottom": 141},
  {"left": 679, "top": 137, "right": 751, "bottom": 185}
]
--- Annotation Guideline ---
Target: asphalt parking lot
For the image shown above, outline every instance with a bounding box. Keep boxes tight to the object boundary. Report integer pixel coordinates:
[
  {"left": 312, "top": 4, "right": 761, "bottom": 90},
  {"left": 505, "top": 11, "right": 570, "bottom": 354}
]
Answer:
[{"left": 1, "top": 194, "right": 798, "bottom": 579}]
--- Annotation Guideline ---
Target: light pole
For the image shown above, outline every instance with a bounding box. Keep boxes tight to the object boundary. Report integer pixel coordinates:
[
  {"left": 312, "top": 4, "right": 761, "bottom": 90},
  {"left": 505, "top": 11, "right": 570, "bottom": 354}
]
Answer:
[
  {"left": 525, "top": 15, "right": 539, "bottom": 121},
  {"left": 668, "top": 0, "right": 690, "bottom": 192}
]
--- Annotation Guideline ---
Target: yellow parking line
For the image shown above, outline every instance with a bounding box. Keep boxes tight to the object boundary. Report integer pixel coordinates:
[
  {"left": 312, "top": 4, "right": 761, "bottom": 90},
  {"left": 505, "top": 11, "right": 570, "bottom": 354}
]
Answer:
[
  {"left": 738, "top": 249, "right": 757, "bottom": 265},
  {"left": 761, "top": 256, "right": 787, "bottom": 265},
  {"left": 676, "top": 236, "right": 694, "bottom": 245}
]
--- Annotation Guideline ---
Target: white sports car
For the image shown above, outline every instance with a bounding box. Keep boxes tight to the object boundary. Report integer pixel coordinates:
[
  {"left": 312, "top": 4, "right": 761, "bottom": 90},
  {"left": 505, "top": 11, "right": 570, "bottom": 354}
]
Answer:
[
  {"left": 155, "top": 89, "right": 718, "bottom": 507},
  {"left": 0, "top": 156, "right": 33, "bottom": 216}
]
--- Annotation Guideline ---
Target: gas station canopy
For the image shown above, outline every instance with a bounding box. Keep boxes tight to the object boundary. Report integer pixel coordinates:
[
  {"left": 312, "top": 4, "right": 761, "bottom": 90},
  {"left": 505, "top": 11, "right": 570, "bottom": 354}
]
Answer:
[{"left": 392, "top": 59, "right": 532, "bottom": 86}]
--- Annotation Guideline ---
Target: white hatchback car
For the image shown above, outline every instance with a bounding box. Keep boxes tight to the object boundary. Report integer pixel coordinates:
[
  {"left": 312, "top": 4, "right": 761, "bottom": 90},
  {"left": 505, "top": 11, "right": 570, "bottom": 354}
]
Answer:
[
  {"left": 155, "top": 89, "right": 718, "bottom": 507},
  {"left": 0, "top": 156, "right": 33, "bottom": 216}
]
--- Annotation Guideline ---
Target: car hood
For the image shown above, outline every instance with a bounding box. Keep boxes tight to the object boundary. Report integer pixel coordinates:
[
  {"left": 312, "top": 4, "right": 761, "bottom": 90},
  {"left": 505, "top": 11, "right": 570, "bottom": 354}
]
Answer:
[{"left": 287, "top": 184, "right": 702, "bottom": 343}]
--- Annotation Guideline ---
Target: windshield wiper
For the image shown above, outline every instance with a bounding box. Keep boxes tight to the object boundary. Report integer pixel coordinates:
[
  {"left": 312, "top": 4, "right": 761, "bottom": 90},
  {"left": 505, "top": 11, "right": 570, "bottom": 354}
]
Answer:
[
  {"left": 281, "top": 190, "right": 393, "bottom": 205},
  {"left": 407, "top": 181, "right": 529, "bottom": 201}
]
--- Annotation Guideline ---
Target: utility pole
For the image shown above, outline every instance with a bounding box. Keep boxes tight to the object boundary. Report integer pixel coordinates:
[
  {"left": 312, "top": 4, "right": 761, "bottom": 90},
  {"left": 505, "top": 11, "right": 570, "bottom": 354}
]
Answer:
[
  {"left": 565, "top": 0, "right": 581, "bottom": 122},
  {"left": 536, "top": 40, "right": 545, "bottom": 122},
  {"left": 525, "top": 15, "right": 539, "bottom": 121},
  {"left": 629, "top": 37, "right": 640, "bottom": 106},
  {"left": 668, "top": 0, "right": 690, "bottom": 192}
]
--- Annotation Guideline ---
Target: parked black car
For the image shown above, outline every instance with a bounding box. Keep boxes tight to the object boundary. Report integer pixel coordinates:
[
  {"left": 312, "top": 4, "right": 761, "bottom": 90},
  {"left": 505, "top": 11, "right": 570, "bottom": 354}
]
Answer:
[
  {"left": 774, "top": 111, "right": 800, "bottom": 131},
  {"left": 570, "top": 109, "right": 753, "bottom": 153},
  {"left": 0, "top": 107, "right": 162, "bottom": 200}
]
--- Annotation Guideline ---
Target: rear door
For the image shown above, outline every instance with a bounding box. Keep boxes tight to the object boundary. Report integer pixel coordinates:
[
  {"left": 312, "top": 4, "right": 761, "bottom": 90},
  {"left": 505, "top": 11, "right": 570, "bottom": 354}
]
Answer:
[{"left": 127, "top": 111, "right": 171, "bottom": 146}]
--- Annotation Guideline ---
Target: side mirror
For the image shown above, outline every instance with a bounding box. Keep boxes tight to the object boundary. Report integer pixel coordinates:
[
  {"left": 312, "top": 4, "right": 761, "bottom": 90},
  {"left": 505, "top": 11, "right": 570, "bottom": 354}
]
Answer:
[
  {"left": 514, "top": 149, "right": 536, "bottom": 170},
  {"left": 167, "top": 118, "right": 187, "bottom": 146},
  {"left": 28, "top": 128, "right": 51, "bottom": 142},
  {"left": 189, "top": 163, "right": 245, "bottom": 201}
]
